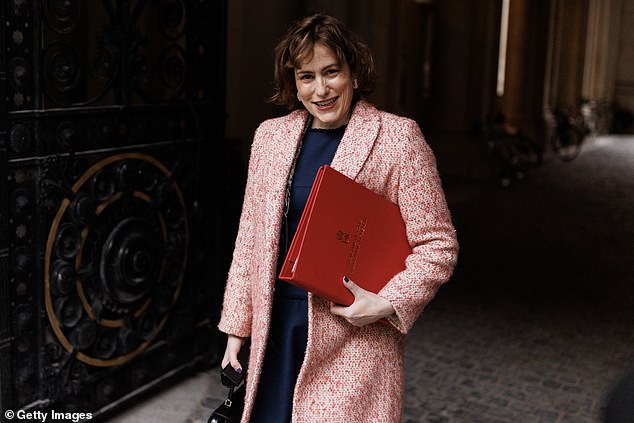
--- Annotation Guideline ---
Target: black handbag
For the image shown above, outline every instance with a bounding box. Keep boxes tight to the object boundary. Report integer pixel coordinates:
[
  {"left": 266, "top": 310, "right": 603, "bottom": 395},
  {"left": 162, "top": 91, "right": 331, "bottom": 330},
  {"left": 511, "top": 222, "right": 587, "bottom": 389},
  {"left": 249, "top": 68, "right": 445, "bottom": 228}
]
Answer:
[
  {"left": 208, "top": 345, "right": 249, "bottom": 423},
  {"left": 207, "top": 382, "right": 246, "bottom": 423}
]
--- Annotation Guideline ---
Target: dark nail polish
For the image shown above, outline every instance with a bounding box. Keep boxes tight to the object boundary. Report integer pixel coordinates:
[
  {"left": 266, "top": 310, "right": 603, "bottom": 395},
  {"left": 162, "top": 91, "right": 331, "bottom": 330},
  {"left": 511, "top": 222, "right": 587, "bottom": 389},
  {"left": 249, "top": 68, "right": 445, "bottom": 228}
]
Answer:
[
  {"left": 236, "top": 367, "right": 242, "bottom": 374},
  {"left": 343, "top": 276, "right": 349, "bottom": 283}
]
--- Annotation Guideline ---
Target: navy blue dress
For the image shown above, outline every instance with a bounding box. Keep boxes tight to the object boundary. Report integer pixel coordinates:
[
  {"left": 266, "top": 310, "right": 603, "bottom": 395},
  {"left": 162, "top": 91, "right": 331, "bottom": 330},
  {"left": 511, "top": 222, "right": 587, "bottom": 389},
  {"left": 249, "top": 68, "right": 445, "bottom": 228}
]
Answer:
[{"left": 250, "top": 126, "right": 344, "bottom": 423}]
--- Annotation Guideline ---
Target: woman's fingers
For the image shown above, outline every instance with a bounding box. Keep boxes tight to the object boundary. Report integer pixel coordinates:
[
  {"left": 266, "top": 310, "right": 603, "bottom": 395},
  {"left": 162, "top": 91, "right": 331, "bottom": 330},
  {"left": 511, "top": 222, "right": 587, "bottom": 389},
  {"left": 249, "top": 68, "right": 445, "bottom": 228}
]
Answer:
[
  {"left": 330, "top": 276, "right": 395, "bottom": 326},
  {"left": 330, "top": 276, "right": 367, "bottom": 326},
  {"left": 222, "top": 334, "right": 245, "bottom": 372},
  {"left": 342, "top": 275, "right": 361, "bottom": 295},
  {"left": 331, "top": 276, "right": 360, "bottom": 316}
]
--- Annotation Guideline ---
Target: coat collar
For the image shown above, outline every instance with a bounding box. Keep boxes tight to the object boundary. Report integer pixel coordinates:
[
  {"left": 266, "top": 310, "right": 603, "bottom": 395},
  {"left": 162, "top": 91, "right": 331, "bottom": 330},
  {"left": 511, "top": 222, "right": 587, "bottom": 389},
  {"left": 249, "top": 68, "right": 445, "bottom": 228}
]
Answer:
[
  {"left": 274, "top": 108, "right": 312, "bottom": 190},
  {"left": 275, "top": 100, "right": 381, "bottom": 189},
  {"left": 279, "top": 100, "right": 381, "bottom": 181},
  {"left": 330, "top": 100, "right": 381, "bottom": 180}
]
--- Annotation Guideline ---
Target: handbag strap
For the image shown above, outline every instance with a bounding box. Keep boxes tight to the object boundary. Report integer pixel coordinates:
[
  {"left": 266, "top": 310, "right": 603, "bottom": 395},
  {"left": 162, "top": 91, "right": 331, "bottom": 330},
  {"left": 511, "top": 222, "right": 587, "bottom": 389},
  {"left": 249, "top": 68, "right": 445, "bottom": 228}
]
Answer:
[{"left": 224, "top": 386, "right": 235, "bottom": 407}]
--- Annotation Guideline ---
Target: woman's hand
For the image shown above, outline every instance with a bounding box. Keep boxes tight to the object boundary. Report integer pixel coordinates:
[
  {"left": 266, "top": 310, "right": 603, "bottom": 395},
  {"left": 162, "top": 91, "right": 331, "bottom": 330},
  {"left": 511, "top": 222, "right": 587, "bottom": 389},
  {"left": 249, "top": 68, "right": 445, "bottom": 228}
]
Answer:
[
  {"left": 221, "top": 334, "right": 246, "bottom": 373},
  {"left": 330, "top": 276, "right": 395, "bottom": 326}
]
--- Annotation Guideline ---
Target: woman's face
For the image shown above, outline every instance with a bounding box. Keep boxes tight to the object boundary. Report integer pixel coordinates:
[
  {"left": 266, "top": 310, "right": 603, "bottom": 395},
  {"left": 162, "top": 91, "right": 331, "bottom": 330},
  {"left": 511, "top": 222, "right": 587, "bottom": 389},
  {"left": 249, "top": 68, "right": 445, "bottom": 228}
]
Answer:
[{"left": 295, "top": 44, "right": 354, "bottom": 129}]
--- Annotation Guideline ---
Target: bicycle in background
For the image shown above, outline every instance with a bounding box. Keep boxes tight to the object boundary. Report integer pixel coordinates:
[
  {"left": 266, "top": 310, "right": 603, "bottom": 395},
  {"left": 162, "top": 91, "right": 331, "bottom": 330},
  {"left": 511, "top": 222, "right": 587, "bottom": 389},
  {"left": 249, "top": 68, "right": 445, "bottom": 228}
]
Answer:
[
  {"left": 482, "top": 114, "right": 543, "bottom": 188},
  {"left": 550, "top": 106, "right": 589, "bottom": 162}
]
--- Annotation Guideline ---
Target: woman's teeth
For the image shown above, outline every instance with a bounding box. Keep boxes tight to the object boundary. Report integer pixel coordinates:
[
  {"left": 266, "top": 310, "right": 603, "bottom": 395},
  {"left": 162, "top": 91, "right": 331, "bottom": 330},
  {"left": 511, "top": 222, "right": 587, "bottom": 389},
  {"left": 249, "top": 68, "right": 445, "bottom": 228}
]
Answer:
[{"left": 315, "top": 98, "right": 337, "bottom": 107}]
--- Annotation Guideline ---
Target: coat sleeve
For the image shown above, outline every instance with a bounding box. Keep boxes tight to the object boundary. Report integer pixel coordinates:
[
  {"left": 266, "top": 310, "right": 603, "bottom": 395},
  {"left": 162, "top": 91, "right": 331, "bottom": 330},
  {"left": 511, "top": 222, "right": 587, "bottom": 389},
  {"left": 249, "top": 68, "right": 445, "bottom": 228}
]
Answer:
[
  {"left": 217, "top": 126, "right": 265, "bottom": 337},
  {"left": 378, "top": 119, "right": 458, "bottom": 334}
]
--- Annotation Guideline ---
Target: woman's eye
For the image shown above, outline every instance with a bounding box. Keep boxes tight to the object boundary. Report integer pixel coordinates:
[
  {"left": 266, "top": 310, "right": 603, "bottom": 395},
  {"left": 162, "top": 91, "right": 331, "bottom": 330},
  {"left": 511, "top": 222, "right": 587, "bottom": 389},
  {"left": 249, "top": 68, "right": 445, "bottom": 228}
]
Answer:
[{"left": 299, "top": 74, "right": 313, "bottom": 81}]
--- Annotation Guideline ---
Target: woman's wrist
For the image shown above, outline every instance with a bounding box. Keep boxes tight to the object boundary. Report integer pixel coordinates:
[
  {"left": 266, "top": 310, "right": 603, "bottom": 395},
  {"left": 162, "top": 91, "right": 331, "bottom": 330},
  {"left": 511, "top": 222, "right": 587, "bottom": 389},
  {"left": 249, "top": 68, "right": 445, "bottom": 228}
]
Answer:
[{"left": 377, "top": 297, "right": 396, "bottom": 319}]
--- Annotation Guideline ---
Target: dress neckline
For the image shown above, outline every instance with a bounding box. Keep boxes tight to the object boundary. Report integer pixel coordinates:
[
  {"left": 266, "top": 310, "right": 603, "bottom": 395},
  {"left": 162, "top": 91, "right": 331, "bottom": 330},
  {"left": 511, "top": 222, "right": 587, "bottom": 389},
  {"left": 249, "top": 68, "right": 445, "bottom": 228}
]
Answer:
[{"left": 308, "top": 125, "right": 347, "bottom": 134}]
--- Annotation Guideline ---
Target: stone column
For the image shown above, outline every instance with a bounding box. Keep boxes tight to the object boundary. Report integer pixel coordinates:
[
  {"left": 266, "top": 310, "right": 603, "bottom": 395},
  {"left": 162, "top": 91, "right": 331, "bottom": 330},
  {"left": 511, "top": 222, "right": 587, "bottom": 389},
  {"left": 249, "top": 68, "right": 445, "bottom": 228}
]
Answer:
[
  {"left": 582, "top": 0, "right": 623, "bottom": 103},
  {"left": 501, "top": 0, "right": 552, "bottom": 143}
]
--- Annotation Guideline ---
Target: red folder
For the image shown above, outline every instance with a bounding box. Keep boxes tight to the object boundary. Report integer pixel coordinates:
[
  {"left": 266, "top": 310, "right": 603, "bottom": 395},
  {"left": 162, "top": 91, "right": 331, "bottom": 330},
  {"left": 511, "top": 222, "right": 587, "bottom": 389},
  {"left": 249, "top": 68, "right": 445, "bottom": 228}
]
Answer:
[{"left": 279, "top": 165, "right": 411, "bottom": 305}]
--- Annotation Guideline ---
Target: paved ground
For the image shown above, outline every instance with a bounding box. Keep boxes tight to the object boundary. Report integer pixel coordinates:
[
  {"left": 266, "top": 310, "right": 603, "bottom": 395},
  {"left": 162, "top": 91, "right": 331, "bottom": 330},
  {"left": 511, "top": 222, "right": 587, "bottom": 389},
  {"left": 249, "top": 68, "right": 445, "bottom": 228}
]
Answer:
[{"left": 111, "top": 135, "right": 634, "bottom": 422}]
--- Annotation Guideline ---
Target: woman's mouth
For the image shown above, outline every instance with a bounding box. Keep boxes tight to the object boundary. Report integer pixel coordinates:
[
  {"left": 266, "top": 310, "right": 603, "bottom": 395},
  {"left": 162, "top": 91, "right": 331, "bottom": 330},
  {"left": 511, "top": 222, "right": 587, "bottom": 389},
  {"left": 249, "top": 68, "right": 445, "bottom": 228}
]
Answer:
[{"left": 313, "top": 97, "right": 338, "bottom": 109}]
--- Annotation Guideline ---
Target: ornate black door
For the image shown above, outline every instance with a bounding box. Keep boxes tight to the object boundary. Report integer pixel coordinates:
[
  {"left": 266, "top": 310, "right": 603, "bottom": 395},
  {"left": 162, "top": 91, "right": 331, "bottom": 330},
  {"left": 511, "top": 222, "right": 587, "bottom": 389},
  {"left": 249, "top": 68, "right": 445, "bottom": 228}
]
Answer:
[{"left": 0, "top": 0, "right": 226, "bottom": 417}]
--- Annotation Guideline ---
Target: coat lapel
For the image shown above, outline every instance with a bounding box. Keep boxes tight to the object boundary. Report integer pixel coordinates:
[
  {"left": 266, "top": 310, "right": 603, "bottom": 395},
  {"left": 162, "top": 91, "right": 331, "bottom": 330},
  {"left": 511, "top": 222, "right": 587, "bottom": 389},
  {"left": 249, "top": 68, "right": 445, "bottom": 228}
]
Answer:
[
  {"left": 268, "top": 100, "right": 379, "bottom": 208},
  {"left": 265, "top": 109, "right": 310, "bottom": 264},
  {"left": 270, "top": 109, "right": 311, "bottom": 195},
  {"left": 330, "top": 101, "right": 381, "bottom": 180}
]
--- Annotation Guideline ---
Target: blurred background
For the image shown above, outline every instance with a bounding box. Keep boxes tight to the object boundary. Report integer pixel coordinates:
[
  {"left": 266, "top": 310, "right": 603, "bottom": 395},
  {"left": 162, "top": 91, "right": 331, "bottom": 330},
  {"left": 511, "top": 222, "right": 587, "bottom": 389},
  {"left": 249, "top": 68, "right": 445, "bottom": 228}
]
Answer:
[
  {"left": 1, "top": 0, "right": 633, "bottom": 422},
  {"left": 226, "top": 0, "right": 633, "bottom": 165}
]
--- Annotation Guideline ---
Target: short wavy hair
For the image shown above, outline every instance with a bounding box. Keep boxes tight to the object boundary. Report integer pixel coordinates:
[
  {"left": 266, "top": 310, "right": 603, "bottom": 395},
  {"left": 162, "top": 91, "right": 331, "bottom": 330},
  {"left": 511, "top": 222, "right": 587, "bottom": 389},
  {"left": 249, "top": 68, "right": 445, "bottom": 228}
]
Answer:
[{"left": 269, "top": 13, "right": 376, "bottom": 109}]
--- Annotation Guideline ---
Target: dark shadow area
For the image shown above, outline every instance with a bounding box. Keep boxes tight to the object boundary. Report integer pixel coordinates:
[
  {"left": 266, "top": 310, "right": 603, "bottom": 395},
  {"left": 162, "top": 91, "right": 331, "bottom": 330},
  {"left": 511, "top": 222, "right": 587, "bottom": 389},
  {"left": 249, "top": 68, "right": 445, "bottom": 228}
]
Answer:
[
  {"left": 446, "top": 135, "right": 634, "bottom": 307},
  {"left": 402, "top": 135, "right": 634, "bottom": 422}
]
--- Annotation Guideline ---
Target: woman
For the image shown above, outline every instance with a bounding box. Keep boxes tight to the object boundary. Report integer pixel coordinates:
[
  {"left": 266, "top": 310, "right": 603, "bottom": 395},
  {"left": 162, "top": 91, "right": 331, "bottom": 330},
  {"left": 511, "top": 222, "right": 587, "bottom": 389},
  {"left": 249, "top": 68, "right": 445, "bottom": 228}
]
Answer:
[{"left": 219, "top": 13, "right": 458, "bottom": 422}]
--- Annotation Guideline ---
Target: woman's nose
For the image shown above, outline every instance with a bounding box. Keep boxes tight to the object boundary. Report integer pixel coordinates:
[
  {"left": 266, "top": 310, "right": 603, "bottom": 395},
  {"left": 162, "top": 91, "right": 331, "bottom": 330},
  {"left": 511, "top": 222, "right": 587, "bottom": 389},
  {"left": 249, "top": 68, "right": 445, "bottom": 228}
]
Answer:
[{"left": 315, "top": 76, "right": 329, "bottom": 96}]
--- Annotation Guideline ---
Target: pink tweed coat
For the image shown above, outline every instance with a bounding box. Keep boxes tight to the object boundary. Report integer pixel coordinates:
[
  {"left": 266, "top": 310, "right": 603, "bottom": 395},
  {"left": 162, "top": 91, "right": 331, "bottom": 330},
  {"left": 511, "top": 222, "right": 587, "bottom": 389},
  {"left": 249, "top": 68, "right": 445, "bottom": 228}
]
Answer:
[{"left": 218, "top": 100, "right": 458, "bottom": 422}]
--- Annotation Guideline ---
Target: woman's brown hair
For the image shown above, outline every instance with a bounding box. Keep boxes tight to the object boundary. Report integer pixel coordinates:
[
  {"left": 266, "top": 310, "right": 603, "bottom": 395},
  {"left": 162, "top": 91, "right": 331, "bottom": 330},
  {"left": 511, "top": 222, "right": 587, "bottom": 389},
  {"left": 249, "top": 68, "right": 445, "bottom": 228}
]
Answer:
[{"left": 269, "top": 13, "right": 376, "bottom": 109}]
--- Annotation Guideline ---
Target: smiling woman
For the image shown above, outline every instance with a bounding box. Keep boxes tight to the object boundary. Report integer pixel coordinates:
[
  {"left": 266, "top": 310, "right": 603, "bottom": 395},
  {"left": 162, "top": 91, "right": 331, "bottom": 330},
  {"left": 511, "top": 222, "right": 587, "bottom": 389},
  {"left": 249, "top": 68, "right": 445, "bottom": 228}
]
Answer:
[
  {"left": 294, "top": 44, "right": 355, "bottom": 129},
  {"left": 217, "top": 13, "right": 458, "bottom": 423},
  {"left": 270, "top": 13, "right": 375, "bottom": 111}
]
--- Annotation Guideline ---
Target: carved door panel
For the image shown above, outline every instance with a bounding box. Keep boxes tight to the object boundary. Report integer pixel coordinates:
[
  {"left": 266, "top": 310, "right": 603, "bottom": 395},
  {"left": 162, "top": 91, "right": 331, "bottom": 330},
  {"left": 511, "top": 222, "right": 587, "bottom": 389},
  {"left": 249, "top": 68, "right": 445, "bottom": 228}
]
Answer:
[{"left": 1, "top": 0, "right": 226, "bottom": 416}]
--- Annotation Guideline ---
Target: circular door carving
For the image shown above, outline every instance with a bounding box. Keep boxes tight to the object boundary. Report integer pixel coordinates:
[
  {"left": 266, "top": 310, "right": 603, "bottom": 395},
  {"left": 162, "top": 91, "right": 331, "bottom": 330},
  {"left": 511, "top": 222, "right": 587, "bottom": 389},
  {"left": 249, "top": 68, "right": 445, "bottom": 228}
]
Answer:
[{"left": 44, "top": 152, "right": 188, "bottom": 367}]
